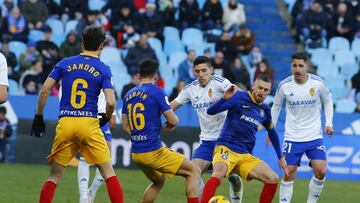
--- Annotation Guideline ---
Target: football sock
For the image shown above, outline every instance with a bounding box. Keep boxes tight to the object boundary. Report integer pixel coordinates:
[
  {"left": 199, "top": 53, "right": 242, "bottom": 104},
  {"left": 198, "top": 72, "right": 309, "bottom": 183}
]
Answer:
[
  {"left": 201, "top": 177, "right": 221, "bottom": 203},
  {"left": 89, "top": 168, "right": 104, "bottom": 198},
  {"left": 39, "top": 181, "right": 57, "bottom": 203},
  {"left": 228, "top": 174, "right": 243, "bottom": 203},
  {"left": 307, "top": 176, "right": 325, "bottom": 203},
  {"left": 77, "top": 158, "right": 89, "bottom": 201},
  {"left": 198, "top": 177, "right": 204, "bottom": 197},
  {"left": 187, "top": 197, "right": 199, "bottom": 203},
  {"left": 259, "top": 183, "right": 278, "bottom": 203},
  {"left": 105, "top": 176, "right": 124, "bottom": 203},
  {"left": 279, "top": 179, "right": 293, "bottom": 203}
]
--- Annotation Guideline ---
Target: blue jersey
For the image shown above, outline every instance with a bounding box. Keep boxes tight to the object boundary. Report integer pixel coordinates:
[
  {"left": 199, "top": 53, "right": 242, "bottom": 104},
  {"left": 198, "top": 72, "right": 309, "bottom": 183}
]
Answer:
[
  {"left": 49, "top": 53, "right": 113, "bottom": 118},
  {"left": 208, "top": 91, "right": 273, "bottom": 154},
  {"left": 122, "top": 83, "right": 171, "bottom": 153}
]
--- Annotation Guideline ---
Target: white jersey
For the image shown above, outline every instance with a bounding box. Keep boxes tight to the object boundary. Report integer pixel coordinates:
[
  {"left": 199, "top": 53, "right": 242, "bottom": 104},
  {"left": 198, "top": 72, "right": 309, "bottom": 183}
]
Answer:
[
  {"left": 0, "top": 53, "right": 9, "bottom": 87},
  {"left": 175, "top": 75, "right": 232, "bottom": 141},
  {"left": 271, "top": 74, "right": 333, "bottom": 142}
]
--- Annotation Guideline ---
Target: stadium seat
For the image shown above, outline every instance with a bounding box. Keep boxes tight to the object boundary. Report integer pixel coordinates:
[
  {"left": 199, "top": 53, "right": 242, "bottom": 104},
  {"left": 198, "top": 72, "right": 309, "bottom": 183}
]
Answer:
[
  {"left": 46, "top": 18, "right": 64, "bottom": 35},
  {"left": 65, "top": 20, "right": 78, "bottom": 34},
  {"left": 100, "top": 47, "right": 121, "bottom": 63},
  {"left": 51, "top": 33, "right": 66, "bottom": 47},
  {"left": 331, "top": 87, "right": 350, "bottom": 102},
  {"left": 169, "top": 52, "right": 187, "bottom": 69},
  {"left": 147, "top": 37, "right": 163, "bottom": 55},
  {"left": 351, "top": 38, "right": 360, "bottom": 59},
  {"left": 182, "top": 28, "right": 203, "bottom": 47},
  {"left": 328, "top": 37, "right": 350, "bottom": 54},
  {"left": 28, "top": 30, "right": 44, "bottom": 42},
  {"left": 334, "top": 50, "right": 356, "bottom": 67},
  {"left": 310, "top": 48, "right": 333, "bottom": 66},
  {"left": 202, "top": 42, "right": 216, "bottom": 56},
  {"left": 198, "top": 0, "right": 206, "bottom": 9},
  {"left": 323, "top": 75, "right": 345, "bottom": 89},
  {"left": 164, "top": 40, "right": 185, "bottom": 57},
  {"left": 88, "top": 0, "right": 107, "bottom": 11},
  {"left": 186, "top": 43, "right": 204, "bottom": 56},
  {"left": 317, "top": 62, "right": 338, "bottom": 77},
  {"left": 8, "top": 41, "right": 27, "bottom": 60},
  {"left": 8, "top": 79, "right": 21, "bottom": 95},
  {"left": 335, "top": 99, "right": 357, "bottom": 113},
  {"left": 340, "top": 63, "right": 359, "bottom": 80},
  {"left": 163, "top": 26, "right": 180, "bottom": 41},
  {"left": 157, "top": 51, "right": 168, "bottom": 67}
]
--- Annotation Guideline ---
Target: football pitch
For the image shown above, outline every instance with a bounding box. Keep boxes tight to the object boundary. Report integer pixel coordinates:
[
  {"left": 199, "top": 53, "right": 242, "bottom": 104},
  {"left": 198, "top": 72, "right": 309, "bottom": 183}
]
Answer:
[{"left": 0, "top": 164, "right": 358, "bottom": 203}]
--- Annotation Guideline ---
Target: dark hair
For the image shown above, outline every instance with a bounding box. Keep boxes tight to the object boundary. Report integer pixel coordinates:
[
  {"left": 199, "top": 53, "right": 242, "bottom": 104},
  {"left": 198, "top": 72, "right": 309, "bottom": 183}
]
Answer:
[
  {"left": 255, "top": 73, "right": 271, "bottom": 83},
  {"left": 193, "top": 56, "right": 211, "bottom": 68},
  {"left": 82, "top": 25, "right": 106, "bottom": 51},
  {"left": 0, "top": 106, "right": 7, "bottom": 115},
  {"left": 291, "top": 52, "right": 309, "bottom": 62},
  {"left": 138, "top": 58, "right": 159, "bottom": 78}
]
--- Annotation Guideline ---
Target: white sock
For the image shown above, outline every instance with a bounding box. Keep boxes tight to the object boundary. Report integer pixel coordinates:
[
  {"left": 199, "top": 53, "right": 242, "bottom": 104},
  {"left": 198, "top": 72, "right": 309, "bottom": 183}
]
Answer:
[
  {"left": 279, "top": 179, "right": 294, "bottom": 203},
  {"left": 78, "top": 157, "right": 90, "bottom": 201},
  {"left": 307, "top": 176, "right": 325, "bottom": 203},
  {"left": 198, "top": 177, "right": 204, "bottom": 197},
  {"left": 88, "top": 168, "right": 104, "bottom": 199},
  {"left": 228, "top": 173, "right": 243, "bottom": 203}
]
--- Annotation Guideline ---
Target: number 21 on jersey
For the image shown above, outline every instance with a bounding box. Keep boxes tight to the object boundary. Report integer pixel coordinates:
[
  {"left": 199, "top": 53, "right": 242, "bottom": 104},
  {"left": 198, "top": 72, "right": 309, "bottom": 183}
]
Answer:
[{"left": 127, "top": 103, "right": 145, "bottom": 131}]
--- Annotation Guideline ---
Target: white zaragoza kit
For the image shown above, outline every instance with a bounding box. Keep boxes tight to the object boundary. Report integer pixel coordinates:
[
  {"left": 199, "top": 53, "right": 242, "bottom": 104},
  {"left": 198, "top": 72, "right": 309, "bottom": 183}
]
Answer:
[
  {"left": 0, "top": 53, "right": 9, "bottom": 87},
  {"left": 271, "top": 74, "right": 333, "bottom": 142},
  {"left": 175, "top": 75, "right": 232, "bottom": 141}
]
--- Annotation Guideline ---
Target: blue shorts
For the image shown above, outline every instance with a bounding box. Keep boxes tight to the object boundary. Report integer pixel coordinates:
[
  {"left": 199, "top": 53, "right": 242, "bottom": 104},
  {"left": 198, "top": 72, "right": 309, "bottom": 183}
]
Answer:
[
  {"left": 283, "top": 139, "right": 326, "bottom": 166},
  {"left": 100, "top": 122, "right": 112, "bottom": 141},
  {"left": 192, "top": 140, "right": 217, "bottom": 162}
]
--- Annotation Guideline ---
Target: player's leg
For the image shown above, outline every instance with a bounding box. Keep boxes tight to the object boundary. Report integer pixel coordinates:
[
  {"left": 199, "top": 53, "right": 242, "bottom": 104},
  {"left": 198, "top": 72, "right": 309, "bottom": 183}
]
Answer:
[
  {"left": 228, "top": 173, "right": 243, "bottom": 203},
  {"left": 40, "top": 161, "right": 65, "bottom": 203},
  {"left": 139, "top": 165, "right": 166, "bottom": 203},
  {"left": 176, "top": 158, "right": 201, "bottom": 203},
  {"left": 305, "top": 139, "right": 327, "bottom": 203},
  {"left": 77, "top": 157, "right": 90, "bottom": 203}
]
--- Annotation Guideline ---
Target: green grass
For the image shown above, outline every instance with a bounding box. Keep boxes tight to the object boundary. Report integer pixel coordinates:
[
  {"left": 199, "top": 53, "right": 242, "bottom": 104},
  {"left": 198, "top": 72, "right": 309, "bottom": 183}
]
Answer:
[{"left": 0, "top": 164, "right": 358, "bottom": 202}]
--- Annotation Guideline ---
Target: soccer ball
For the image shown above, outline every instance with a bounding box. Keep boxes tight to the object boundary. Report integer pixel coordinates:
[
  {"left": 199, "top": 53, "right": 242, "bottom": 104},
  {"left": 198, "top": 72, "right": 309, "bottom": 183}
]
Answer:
[{"left": 208, "top": 195, "right": 230, "bottom": 203}]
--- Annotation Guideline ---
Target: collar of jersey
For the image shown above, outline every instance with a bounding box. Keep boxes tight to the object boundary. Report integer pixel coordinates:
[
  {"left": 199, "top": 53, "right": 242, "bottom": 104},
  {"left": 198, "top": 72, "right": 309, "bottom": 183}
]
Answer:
[
  {"left": 80, "top": 52, "right": 99, "bottom": 58},
  {"left": 248, "top": 91, "right": 262, "bottom": 105},
  {"left": 139, "top": 82, "right": 153, "bottom": 86}
]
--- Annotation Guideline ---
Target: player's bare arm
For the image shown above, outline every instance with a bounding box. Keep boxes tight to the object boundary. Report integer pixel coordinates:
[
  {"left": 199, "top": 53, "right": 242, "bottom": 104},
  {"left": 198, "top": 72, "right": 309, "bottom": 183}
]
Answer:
[
  {"left": 170, "top": 100, "right": 182, "bottom": 111},
  {"left": 163, "top": 109, "right": 179, "bottom": 132},
  {"left": 36, "top": 77, "right": 56, "bottom": 114},
  {"left": 103, "top": 88, "right": 116, "bottom": 119},
  {"left": 121, "top": 113, "right": 131, "bottom": 135},
  {"left": 0, "top": 85, "right": 7, "bottom": 104}
]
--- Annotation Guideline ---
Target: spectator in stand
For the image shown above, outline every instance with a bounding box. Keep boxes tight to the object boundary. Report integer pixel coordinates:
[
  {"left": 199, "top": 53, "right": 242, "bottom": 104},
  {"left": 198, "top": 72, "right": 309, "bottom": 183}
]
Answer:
[
  {"left": 1, "top": 0, "right": 15, "bottom": 19},
  {"left": 0, "top": 106, "right": 12, "bottom": 163},
  {"left": 178, "top": 49, "right": 196, "bottom": 85},
  {"left": 76, "top": 10, "right": 101, "bottom": 35},
  {"left": 215, "top": 31, "right": 237, "bottom": 62},
  {"left": 254, "top": 59, "right": 274, "bottom": 86},
  {"left": 2, "top": 7, "right": 27, "bottom": 43},
  {"left": 139, "top": 2, "right": 164, "bottom": 41},
  {"left": 157, "top": 0, "right": 177, "bottom": 27},
  {"left": 169, "top": 80, "right": 186, "bottom": 101},
  {"left": 201, "top": 0, "right": 223, "bottom": 30},
  {"left": 122, "top": 25, "right": 140, "bottom": 48},
  {"left": 59, "top": 31, "right": 82, "bottom": 58},
  {"left": 231, "top": 24, "right": 256, "bottom": 55},
  {"left": 19, "top": 40, "right": 42, "bottom": 77},
  {"left": 20, "top": 0, "right": 48, "bottom": 30},
  {"left": 44, "top": 0, "right": 61, "bottom": 19},
  {"left": 19, "top": 59, "right": 42, "bottom": 93},
  {"left": 60, "top": 0, "right": 88, "bottom": 23},
  {"left": 121, "top": 73, "right": 140, "bottom": 99},
  {"left": 299, "top": 1, "right": 328, "bottom": 48},
  {"left": 331, "top": 2, "right": 353, "bottom": 40},
  {"left": 248, "top": 46, "right": 263, "bottom": 68},
  {"left": 229, "top": 58, "right": 250, "bottom": 91},
  {"left": 124, "top": 34, "right": 158, "bottom": 75},
  {"left": 0, "top": 42, "right": 18, "bottom": 81},
  {"left": 156, "top": 71, "right": 165, "bottom": 88},
  {"left": 133, "top": 0, "right": 147, "bottom": 13},
  {"left": 211, "top": 51, "right": 231, "bottom": 79},
  {"left": 36, "top": 26, "right": 60, "bottom": 83},
  {"left": 222, "top": 0, "right": 246, "bottom": 33},
  {"left": 353, "top": 10, "right": 360, "bottom": 38},
  {"left": 178, "top": 0, "right": 201, "bottom": 30}
]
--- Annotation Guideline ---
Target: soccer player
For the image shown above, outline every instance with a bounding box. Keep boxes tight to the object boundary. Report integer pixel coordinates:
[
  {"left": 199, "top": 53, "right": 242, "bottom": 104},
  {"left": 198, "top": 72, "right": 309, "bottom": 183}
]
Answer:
[
  {"left": 31, "top": 25, "right": 124, "bottom": 203},
  {"left": 0, "top": 53, "right": 9, "bottom": 103},
  {"left": 77, "top": 90, "right": 116, "bottom": 203},
  {"left": 201, "top": 74, "right": 287, "bottom": 203},
  {"left": 170, "top": 56, "right": 244, "bottom": 202},
  {"left": 271, "top": 52, "right": 334, "bottom": 203},
  {"left": 121, "top": 58, "right": 201, "bottom": 203}
]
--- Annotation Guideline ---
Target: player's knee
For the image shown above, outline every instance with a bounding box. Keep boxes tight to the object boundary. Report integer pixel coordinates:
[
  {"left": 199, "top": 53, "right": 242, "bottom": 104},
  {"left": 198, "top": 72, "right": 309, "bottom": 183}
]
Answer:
[
  {"left": 152, "top": 177, "right": 165, "bottom": 188},
  {"left": 190, "top": 164, "right": 201, "bottom": 179},
  {"left": 314, "top": 168, "right": 326, "bottom": 180},
  {"left": 266, "top": 173, "right": 279, "bottom": 184}
]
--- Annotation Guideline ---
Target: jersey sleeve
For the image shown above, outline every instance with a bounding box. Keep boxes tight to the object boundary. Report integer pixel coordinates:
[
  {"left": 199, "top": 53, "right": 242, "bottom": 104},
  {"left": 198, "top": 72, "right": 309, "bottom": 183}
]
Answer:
[
  {"left": 101, "top": 66, "right": 113, "bottom": 89},
  {"left": 262, "top": 105, "right": 274, "bottom": 130},
  {"left": 220, "top": 78, "right": 232, "bottom": 92},
  {"left": 319, "top": 82, "right": 334, "bottom": 127},
  {"left": 0, "top": 54, "right": 9, "bottom": 86},
  {"left": 155, "top": 88, "right": 172, "bottom": 113},
  {"left": 174, "top": 86, "right": 191, "bottom": 104},
  {"left": 121, "top": 99, "right": 128, "bottom": 115},
  {"left": 271, "top": 84, "right": 285, "bottom": 126},
  {"left": 48, "top": 61, "right": 62, "bottom": 82}
]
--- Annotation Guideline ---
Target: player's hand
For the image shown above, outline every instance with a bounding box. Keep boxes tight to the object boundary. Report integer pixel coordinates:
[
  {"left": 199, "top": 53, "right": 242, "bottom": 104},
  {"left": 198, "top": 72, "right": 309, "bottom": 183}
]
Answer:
[
  {"left": 30, "top": 114, "right": 45, "bottom": 137},
  {"left": 325, "top": 126, "right": 334, "bottom": 137},
  {"left": 278, "top": 156, "right": 289, "bottom": 176},
  {"left": 163, "top": 121, "right": 176, "bottom": 132},
  {"left": 223, "top": 85, "right": 238, "bottom": 100},
  {"left": 265, "top": 135, "right": 271, "bottom": 148},
  {"left": 99, "top": 113, "right": 111, "bottom": 127}
]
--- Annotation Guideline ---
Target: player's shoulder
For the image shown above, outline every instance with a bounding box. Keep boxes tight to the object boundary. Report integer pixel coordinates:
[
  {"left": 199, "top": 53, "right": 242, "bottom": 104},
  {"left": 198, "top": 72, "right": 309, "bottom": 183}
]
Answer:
[
  {"left": 0, "top": 52, "right": 5, "bottom": 61},
  {"left": 0, "top": 53, "right": 6, "bottom": 70},
  {"left": 309, "top": 74, "right": 327, "bottom": 86},
  {"left": 184, "top": 80, "right": 200, "bottom": 90},
  {"left": 211, "top": 74, "right": 228, "bottom": 84},
  {"left": 278, "top": 76, "right": 293, "bottom": 88}
]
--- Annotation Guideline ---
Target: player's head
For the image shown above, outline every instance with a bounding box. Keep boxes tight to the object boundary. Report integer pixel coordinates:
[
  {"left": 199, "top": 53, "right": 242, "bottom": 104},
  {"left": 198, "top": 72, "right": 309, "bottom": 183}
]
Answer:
[
  {"left": 193, "top": 56, "right": 213, "bottom": 87},
  {"left": 82, "top": 25, "right": 106, "bottom": 52},
  {"left": 291, "top": 52, "right": 309, "bottom": 83},
  {"left": 252, "top": 74, "right": 271, "bottom": 103},
  {"left": 138, "top": 58, "right": 159, "bottom": 81}
]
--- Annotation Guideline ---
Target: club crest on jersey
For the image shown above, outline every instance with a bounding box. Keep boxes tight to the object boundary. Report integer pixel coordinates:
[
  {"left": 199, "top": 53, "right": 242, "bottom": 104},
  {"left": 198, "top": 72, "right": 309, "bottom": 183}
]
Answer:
[
  {"left": 208, "top": 88, "right": 213, "bottom": 97},
  {"left": 260, "top": 109, "right": 265, "bottom": 117},
  {"left": 310, "top": 88, "right": 315, "bottom": 96}
]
